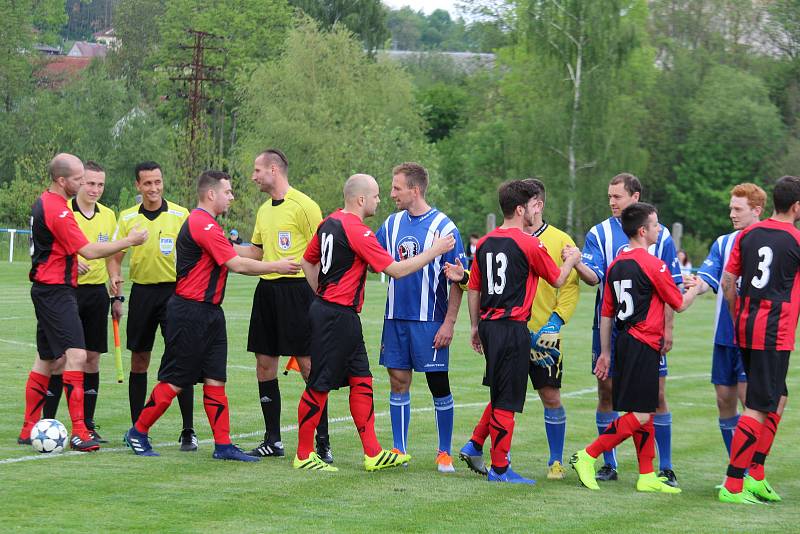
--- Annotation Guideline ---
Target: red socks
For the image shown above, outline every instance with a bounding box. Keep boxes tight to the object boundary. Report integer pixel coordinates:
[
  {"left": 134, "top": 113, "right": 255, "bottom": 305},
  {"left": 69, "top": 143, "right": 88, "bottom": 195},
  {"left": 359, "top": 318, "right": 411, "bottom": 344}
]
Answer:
[
  {"left": 349, "top": 376, "right": 381, "bottom": 456},
  {"left": 203, "top": 385, "right": 231, "bottom": 445},
  {"left": 749, "top": 412, "right": 781, "bottom": 481},
  {"left": 489, "top": 408, "right": 515, "bottom": 470},
  {"left": 21, "top": 371, "right": 49, "bottom": 439},
  {"left": 724, "top": 415, "right": 762, "bottom": 493},
  {"left": 586, "top": 412, "right": 643, "bottom": 459},
  {"left": 297, "top": 388, "right": 328, "bottom": 459},
  {"left": 63, "top": 371, "right": 88, "bottom": 438},
  {"left": 632, "top": 415, "right": 655, "bottom": 474},
  {"left": 471, "top": 402, "right": 492, "bottom": 446},
  {"left": 135, "top": 382, "right": 178, "bottom": 434}
]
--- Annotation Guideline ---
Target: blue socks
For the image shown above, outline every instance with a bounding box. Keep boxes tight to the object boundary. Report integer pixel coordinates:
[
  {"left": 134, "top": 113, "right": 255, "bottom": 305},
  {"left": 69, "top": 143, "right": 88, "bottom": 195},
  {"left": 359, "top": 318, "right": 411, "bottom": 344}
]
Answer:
[
  {"left": 719, "top": 414, "right": 739, "bottom": 456},
  {"left": 544, "top": 406, "right": 566, "bottom": 465},
  {"left": 433, "top": 394, "right": 454, "bottom": 455},
  {"left": 654, "top": 412, "right": 672, "bottom": 471},
  {"left": 596, "top": 410, "right": 618, "bottom": 468},
  {"left": 389, "top": 391, "right": 410, "bottom": 453}
]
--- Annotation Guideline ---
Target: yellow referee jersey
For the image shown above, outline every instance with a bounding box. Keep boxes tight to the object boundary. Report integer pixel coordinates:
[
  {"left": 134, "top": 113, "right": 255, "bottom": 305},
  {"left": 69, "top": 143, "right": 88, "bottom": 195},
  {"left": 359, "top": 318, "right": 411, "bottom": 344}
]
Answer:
[
  {"left": 72, "top": 199, "right": 117, "bottom": 286},
  {"left": 114, "top": 199, "right": 189, "bottom": 284},
  {"left": 251, "top": 187, "right": 322, "bottom": 280},
  {"left": 528, "top": 222, "right": 580, "bottom": 332}
]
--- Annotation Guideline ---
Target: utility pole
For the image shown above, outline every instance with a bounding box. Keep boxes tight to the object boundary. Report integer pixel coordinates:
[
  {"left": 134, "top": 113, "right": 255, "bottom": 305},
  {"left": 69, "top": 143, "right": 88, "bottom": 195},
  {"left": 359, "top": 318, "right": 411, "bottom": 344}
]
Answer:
[{"left": 170, "top": 29, "right": 226, "bottom": 183}]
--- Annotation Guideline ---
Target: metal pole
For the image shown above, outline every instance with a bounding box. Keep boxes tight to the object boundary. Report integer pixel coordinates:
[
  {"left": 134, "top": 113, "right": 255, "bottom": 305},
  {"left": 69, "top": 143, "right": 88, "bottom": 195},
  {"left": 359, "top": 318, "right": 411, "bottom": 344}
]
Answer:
[{"left": 9, "top": 229, "right": 16, "bottom": 263}]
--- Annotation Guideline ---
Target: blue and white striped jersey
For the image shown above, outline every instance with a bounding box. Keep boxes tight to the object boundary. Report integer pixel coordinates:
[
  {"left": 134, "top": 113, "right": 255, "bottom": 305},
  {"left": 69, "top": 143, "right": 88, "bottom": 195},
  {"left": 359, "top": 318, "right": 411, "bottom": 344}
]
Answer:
[
  {"left": 582, "top": 216, "right": 682, "bottom": 328},
  {"left": 376, "top": 208, "right": 466, "bottom": 322},
  {"left": 697, "top": 231, "right": 739, "bottom": 347}
]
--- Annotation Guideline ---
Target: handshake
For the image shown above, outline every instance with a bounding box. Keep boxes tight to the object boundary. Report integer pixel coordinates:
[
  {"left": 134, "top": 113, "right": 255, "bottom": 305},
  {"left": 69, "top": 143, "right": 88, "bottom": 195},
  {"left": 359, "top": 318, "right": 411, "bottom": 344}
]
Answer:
[{"left": 530, "top": 312, "right": 563, "bottom": 368}]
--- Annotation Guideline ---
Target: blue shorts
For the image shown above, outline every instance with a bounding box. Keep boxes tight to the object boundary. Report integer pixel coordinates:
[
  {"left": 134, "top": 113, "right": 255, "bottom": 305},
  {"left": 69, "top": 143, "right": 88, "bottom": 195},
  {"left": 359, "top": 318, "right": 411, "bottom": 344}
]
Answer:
[
  {"left": 592, "top": 328, "right": 668, "bottom": 378},
  {"left": 379, "top": 319, "right": 449, "bottom": 372},
  {"left": 711, "top": 344, "right": 747, "bottom": 386}
]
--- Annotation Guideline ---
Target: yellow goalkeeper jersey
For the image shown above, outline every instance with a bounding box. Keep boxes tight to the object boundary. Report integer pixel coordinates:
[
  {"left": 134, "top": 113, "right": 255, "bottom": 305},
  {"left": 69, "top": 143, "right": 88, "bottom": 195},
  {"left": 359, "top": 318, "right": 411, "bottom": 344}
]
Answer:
[
  {"left": 72, "top": 199, "right": 117, "bottom": 286},
  {"left": 528, "top": 222, "right": 580, "bottom": 331},
  {"left": 251, "top": 187, "right": 322, "bottom": 281}
]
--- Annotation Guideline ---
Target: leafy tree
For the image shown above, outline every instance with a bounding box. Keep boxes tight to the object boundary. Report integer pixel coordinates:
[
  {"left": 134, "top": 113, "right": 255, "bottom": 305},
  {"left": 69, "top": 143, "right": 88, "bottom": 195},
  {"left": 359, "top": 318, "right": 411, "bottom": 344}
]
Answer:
[
  {"left": 289, "top": 0, "right": 389, "bottom": 55},
  {"left": 234, "top": 18, "right": 434, "bottom": 230}
]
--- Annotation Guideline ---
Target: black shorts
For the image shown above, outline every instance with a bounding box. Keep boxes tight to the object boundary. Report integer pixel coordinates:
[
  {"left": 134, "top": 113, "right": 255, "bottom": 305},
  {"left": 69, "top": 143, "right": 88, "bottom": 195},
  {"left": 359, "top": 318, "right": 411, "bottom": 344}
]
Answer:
[
  {"left": 612, "top": 330, "right": 659, "bottom": 413},
  {"left": 741, "top": 349, "right": 790, "bottom": 413},
  {"left": 479, "top": 320, "right": 530, "bottom": 413},
  {"left": 529, "top": 339, "right": 563, "bottom": 390},
  {"left": 157, "top": 296, "right": 227, "bottom": 388},
  {"left": 77, "top": 284, "right": 110, "bottom": 354},
  {"left": 31, "top": 283, "right": 85, "bottom": 360},
  {"left": 247, "top": 278, "right": 314, "bottom": 356},
  {"left": 306, "top": 298, "right": 371, "bottom": 392},
  {"left": 127, "top": 282, "right": 175, "bottom": 352}
]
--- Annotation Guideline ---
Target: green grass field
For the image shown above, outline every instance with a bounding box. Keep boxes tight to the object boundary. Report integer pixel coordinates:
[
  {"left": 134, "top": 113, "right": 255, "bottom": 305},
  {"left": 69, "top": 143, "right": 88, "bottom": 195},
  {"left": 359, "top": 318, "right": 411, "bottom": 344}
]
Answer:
[{"left": 1, "top": 261, "right": 798, "bottom": 533}]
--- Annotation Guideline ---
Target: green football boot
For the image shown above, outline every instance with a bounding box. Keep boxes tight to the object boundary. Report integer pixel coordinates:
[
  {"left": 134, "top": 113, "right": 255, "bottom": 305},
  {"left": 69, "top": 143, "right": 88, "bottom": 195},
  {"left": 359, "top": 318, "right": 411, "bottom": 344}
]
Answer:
[
  {"left": 569, "top": 449, "right": 600, "bottom": 490},
  {"left": 744, "top": 476, "right": 781, "bottom": 502}
]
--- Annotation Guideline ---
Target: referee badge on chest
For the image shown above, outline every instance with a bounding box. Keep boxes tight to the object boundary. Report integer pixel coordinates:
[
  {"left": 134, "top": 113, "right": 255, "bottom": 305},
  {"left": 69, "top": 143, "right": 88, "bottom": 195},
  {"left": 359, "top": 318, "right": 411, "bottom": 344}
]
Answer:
[
  {"left": 278, "top": 231, "right": 291, "bottom": 250},
  {"left": 159, "top": 236, "right": 175, "bottom": 255}
]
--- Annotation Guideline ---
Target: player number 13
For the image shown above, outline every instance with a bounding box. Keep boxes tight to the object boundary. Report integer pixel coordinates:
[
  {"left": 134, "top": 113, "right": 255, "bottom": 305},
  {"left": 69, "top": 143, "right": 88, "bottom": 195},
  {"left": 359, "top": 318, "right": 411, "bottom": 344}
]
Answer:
[{"left": 485, "top": 252, "right": 508, "bottom": 295}]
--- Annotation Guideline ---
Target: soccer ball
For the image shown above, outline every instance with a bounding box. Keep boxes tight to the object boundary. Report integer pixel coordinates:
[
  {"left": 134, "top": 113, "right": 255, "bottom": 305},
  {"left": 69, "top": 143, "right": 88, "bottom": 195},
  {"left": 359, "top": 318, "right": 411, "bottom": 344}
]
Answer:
[{"left": 31, "top": 419, "right": 68, "bottom": 454}]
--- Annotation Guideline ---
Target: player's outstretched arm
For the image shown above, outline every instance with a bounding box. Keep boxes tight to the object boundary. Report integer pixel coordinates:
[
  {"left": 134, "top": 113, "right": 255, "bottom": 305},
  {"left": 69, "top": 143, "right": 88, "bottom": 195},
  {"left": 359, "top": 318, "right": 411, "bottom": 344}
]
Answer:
[
  {"left": 301, "top": 258, "right": 320, "bottom": 293},
  {"left": 550, "top": 246, "right": 581, "bottom": 288},
  {"left": 235, "top": 243, "right": 263, "bottom": 260},
  {"left": 225, "top": 255, "right": 301, "bottom": 276},
  {"left": 80, "top": 225, "right": 148, "bottom": 260},
  {"left": 383, "top": 231, "right": 455, "bottom": 279},
  {"left": 674, "top": 283, "right": 700, "bottom": 313},
  {"left": 721, "top": 272, "right": 737, "bottom": 317},
  {"left": 594, "top": 316, "right": 613, "bottom": 381},
  {"left": 467, "top": 289, "right": 482, "bottom": 354}
]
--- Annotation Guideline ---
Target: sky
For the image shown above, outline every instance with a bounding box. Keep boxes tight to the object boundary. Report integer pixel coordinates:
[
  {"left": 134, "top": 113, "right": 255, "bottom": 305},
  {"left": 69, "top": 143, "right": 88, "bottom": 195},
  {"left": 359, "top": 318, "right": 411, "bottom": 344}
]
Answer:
[{"left": 383, "top": 0, "right": 461, "bottom": 16}]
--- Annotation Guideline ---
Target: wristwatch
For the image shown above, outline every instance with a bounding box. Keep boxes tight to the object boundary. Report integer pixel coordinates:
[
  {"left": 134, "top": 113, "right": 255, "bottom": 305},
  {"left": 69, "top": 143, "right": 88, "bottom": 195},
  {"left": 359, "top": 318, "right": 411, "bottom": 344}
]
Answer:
[{"left": 110, "top": 295, "right": 125, "bottom": 303}]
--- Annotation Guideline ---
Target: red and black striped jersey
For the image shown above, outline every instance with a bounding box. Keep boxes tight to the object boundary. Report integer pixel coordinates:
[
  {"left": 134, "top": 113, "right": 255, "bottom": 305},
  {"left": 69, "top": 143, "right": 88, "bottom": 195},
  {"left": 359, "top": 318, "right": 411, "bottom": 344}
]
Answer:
[
  {"left": 304, "top": 209, "right": 393, "bottom": 312},
  {"left": 601, "top": 248, "right": 683, "bottom": 351},
  {"left": 467, "top": 227, "right": 561, "bottom": 322},
  {"left": 725, "top": 218, "right": 800, "bottom": 351},
  {"left": 175, "top": 209, "right": 237, "bottom": 305},
  {"left": 29, "top": 191, "right": 90, "bottom": 287}
]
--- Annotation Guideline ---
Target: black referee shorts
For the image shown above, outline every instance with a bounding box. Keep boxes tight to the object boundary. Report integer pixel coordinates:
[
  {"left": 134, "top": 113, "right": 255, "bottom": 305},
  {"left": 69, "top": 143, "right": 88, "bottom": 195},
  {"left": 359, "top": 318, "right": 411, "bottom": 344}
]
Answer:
[
  {"left": 127, "top": 282, "right": 175, "bottom": 352},
  {"left": 157, "top": 296, "right": 227, "bottom": 389},
  {"left": 306, "top": 298, "right": 371, "bottom": 392},
  {"left": 612, "top": 330, "right": 659, "bottom": 413},
  {"left": 31, "top": 283, "right": 85, "bottom": 360},
  {"left": 529, "top": 339, "right": 563, "bottom": 390},
  {"left": 479, "top": 320, "right": 530, "bottom": 413},
  {"left": 77, "top": 284, "right": 110, "bottom": 354},
  {"left": 247, "top": 278, "right": 314, "bottom": 356},
  {"left": 741, "top": 348, "right": 789, "bottom": 413}
]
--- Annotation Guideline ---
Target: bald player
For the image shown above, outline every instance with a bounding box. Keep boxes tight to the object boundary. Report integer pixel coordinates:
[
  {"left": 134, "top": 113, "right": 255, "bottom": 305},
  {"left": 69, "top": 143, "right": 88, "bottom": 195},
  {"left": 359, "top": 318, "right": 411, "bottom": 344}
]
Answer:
[
  {"left": 20, "top": 153, "right": 147, "bottom": 451},
  {"left": 294, "top": 174, "right": 455, "bottom": 472}
]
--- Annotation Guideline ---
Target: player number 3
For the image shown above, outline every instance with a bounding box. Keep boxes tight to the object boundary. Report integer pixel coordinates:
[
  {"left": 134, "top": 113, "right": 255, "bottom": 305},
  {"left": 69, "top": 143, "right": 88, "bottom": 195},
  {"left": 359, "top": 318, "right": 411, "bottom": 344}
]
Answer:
[
  {"left": 613, "top": 279, "right": 634, "bottom": 320},
  {"left": 486, "top": 252, "right": 508, "bottom": 295},
  {"left": 751, "top": 246, "right": 773, "bottom": 289}
]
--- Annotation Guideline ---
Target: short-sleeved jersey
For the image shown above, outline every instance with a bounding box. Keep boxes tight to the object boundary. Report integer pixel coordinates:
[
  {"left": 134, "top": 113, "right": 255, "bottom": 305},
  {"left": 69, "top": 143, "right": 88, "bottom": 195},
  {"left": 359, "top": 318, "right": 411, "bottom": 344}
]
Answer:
[
  {"left": 468, "top": 227, "right": 561, "bottom": 323},
  {"left": 251, "top": 188, "right": 322, "bottom": 281},
  {"left": 583, "top": 216, "right": 681, "bottom": 329},
  {"left": 115, "top": 199, "right": 189, "bottom": 284},
  {"left": 175, "top": 208, "right": 237, "bottom": 305},
  {"left": 304, "top": 209, "right": 394, "bottom": 313},
  {"left": 601, "top": 247, "right": 684, "bottom": 352},
  {"left": 29, "top": 191, "right": 90, "bottom": 287},
  {"left": 376, "top": 208, "right": 467, "bottom": 322},
  {"left": 528, "top": 222, "right": 580, "bottom": 332},
  {"left": 725, "top": 218, "right": 800, "bottom": 351},
  {"left": 72, "top": 199, "right": 117, "bottom": 286},
  {"left": 697, "top": 230, "right": 739, "bottom": 347}
]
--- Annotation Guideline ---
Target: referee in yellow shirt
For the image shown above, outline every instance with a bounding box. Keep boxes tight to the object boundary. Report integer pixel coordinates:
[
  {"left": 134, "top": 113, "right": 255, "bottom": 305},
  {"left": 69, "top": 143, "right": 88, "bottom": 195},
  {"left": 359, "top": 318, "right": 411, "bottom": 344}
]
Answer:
[
  {"left": 42, "top": 161, "right": 122, "bottom": 443},
  {"left": 235, "top": 149, "right": 328, "bottom": 461},
  {"left": 108, "top": 162, "right": 195, "bottom": 450},
  {"left": 523, "top": 178, "right": 580, "bottom": 480}
]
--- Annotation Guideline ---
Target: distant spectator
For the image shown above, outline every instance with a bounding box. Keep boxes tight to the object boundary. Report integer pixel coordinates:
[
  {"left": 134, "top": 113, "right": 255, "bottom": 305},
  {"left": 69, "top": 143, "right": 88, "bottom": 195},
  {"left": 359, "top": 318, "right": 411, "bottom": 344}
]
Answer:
[
  {"left": 229, "top": 229, "right": 243, "bottom": 245},
  {"left": 678, "top": 249, "right": 692, "bottom": 276},
  {"left": 466, "top": 233, "right": 480, "bottom": 269}
]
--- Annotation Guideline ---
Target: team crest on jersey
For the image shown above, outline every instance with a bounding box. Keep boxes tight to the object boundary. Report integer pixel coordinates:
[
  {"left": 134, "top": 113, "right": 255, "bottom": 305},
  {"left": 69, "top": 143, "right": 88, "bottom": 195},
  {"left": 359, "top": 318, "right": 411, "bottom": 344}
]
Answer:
[
  {"left": 159, "top": 236, "right": 174, "bottom": 255},
  {"left": 96, "top": 233, "right": 109, "bottom": 243},
  {"left": 278, "top": 231, "right": 291, "bottom": 250},
  {"left": 397, "top": 236, "right": 420, "bottom": 259}
]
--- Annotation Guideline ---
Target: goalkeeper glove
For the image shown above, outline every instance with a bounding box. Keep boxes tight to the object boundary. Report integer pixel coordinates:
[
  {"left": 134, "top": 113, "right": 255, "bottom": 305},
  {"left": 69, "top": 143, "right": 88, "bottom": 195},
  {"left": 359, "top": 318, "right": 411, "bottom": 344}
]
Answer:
[
  {"left": 535, "top": 312, "right": 564, "bottom": 352},
  {"left": 530, "top": 348, "right": 555, "bottom": 368}
]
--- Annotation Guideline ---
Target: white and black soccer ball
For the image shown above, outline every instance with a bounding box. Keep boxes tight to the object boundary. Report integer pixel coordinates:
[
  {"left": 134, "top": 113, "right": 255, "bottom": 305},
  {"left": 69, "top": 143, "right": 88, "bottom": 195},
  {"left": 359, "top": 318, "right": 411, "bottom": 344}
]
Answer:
[{"left": 31, "top": 418, "right": 68, "bottom": 454}]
